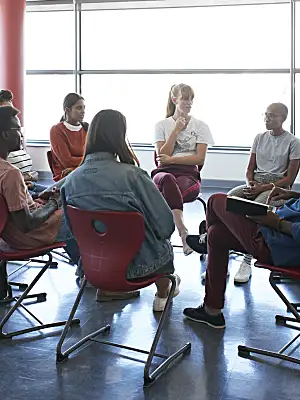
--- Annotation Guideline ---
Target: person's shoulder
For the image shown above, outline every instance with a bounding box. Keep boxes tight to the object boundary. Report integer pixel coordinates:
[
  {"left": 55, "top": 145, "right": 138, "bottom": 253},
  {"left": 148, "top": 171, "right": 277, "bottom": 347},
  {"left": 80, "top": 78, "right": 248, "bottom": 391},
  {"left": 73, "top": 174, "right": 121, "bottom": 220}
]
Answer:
[
  {"left": 7, "top": 149, "right": 28, "bottom": 159},
  {"left": 0, "top": 160, "right": 23, "bottom": 184},
  {"left": 122, "top": 163, "right": 149, "bottom": 182},
  {"left": 50, "top": 122, "right": 64, "bottom": 133},
  {"left": 255, "top": 131, "right": 268, "bottom": 140},
  {"left": 191, "top": 117, "right": 209, "bottom": 130},
  {"left": 285, "top": 131, "right": 300, "bottom": 142},
  {"left": 156, "top": 117, "right": 173, "bottom": 128}
]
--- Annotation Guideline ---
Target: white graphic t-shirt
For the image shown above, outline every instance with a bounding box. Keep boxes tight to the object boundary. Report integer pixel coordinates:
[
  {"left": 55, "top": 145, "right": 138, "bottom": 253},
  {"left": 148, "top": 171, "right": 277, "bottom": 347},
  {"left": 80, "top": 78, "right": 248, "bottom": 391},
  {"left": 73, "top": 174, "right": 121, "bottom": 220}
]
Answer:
[{"left": 154, "top": 116, "right": 214, "bottom": 157}]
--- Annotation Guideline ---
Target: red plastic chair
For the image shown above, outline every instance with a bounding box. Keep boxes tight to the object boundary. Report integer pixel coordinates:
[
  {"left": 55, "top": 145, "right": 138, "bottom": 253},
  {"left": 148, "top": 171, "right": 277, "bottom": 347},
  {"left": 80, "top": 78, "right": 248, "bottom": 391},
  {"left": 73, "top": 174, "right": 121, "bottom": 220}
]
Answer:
[
  {"left": 238, "top": 261, "right": 300, "bottom": 365},
  {"left": 56, "top": 201, "right": 191, "bottom": 386},
  {"left": 0, "top": 195, "right": 80, "bottom": 339},
  {"left": 47, "top": 150, "right": 54, "bottom": 174}
]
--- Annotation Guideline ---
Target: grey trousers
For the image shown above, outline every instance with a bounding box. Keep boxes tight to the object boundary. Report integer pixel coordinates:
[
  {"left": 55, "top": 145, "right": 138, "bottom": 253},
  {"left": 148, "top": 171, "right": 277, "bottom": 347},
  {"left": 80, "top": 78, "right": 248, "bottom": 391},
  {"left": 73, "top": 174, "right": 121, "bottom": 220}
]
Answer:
[{"left": 228, "top": 173, "right": 285, "bottom": 207}]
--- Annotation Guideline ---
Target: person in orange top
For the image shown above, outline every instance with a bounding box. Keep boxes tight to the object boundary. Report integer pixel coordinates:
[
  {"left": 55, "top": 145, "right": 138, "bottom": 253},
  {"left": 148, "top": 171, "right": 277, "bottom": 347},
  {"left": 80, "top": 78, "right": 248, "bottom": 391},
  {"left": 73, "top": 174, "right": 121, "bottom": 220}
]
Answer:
[{"left": 50, "top": 93, "right": 88, "bottom": 181}]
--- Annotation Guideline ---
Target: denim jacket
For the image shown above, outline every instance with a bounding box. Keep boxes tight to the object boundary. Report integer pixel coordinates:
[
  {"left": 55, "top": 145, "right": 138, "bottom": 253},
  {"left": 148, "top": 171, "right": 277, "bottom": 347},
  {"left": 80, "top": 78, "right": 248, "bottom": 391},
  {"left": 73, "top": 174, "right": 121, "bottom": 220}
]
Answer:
[{"left": 62, "top": 152, "right": 175, "bottom": 279}]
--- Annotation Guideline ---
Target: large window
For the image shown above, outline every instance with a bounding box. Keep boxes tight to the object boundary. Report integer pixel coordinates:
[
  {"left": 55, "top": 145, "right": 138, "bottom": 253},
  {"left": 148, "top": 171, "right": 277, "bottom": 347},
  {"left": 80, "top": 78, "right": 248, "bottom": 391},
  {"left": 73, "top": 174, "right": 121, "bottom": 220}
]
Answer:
[
  {"left": 25, "top": 11, "right": 75, "bottom": 70},
  {"left": 24, "top": 75, "right": 75, "bottom": 141},
  {"left": 25, "top": 1, "right": 298, "bottom": 146},
  {"left": 81, "top": 5, "right": 289, "bottom": 70},
  {"left": 82, "top": 73, "right": 290, "bottom": 147}
]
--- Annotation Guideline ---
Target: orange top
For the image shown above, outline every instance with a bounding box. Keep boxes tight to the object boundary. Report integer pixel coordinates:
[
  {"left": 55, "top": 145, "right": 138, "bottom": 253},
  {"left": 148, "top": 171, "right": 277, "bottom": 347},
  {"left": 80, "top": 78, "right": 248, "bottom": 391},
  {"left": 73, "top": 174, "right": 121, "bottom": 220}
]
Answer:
[{"left": 50, "top": 122, "right": 87, "bottom": 181}]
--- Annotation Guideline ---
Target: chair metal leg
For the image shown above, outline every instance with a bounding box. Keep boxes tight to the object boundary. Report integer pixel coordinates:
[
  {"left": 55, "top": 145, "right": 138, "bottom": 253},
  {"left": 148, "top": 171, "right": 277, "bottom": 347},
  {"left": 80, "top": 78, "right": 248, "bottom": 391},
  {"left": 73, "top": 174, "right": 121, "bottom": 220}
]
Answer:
[
  {"left": 269, "top": 271, "right": 300, "bottom": 322},
  {"left": 56, "top": 277, "right": 88, "bottom": 361},
  {"left": 238, "top": 270, "right": 300, "bottom": 365},
  {"left": 143, "top": 274, "right": 191, "bottom": 386},
  {"left": 0, "top": 260, "right": 9, "bottom": 300},
  {"left": 0, "top": 253, "right": 80, "bottom": 339},
  {"left": 56, "top": 275, "right": 191, "bottom": 386},
  {"left": 52, "top": 250, "right": 73, "bottom": 265},
  {"left": 196, "top": 196, "right": 207, "bottom": 214}
]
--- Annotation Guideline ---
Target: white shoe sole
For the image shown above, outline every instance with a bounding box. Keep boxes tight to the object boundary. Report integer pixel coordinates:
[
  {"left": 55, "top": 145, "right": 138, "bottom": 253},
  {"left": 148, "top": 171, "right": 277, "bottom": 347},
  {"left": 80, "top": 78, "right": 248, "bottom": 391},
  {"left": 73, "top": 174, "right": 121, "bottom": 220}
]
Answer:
[
  {"left": 234, "top": 274, "right": 252, "bottom": 284},
  {"left": 184, "top": 315, "right": 226, "bottom": 329},
  {"left": 184, "top": 247, "right": 193, "bottom": 256}
]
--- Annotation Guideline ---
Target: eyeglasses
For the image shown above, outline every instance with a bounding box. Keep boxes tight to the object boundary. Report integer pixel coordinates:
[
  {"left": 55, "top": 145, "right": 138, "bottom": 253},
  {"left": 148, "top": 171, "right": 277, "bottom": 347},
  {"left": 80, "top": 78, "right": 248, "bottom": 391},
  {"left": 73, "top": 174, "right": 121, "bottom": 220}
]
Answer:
[{"left": 263, "top": 113, "right": 282, "bottom": 120}]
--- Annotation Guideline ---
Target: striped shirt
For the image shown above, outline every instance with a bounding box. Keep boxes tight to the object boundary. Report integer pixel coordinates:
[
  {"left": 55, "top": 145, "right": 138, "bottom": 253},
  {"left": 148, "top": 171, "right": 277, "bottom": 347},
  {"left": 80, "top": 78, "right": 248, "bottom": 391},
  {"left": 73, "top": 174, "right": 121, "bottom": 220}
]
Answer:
[{"left": 7, "top": 150, "right": 33, "bottom": 173}]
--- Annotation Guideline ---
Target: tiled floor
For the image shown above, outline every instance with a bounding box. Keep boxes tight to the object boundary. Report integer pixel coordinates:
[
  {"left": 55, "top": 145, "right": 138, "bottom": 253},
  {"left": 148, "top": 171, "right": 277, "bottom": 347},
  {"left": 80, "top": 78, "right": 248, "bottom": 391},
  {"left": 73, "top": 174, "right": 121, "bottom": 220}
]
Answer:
[{"left": 1, "top": 188, "right": 300, "bottom": 400}]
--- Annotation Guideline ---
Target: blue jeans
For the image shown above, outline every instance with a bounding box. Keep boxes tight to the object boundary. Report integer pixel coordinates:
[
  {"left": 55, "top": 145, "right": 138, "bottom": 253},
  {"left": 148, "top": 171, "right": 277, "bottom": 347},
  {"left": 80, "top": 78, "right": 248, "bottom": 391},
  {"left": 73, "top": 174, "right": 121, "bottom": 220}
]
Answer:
[
  {"left": 55, "top": 214, "right": 82, "bottom": 276},
  {"left": 28, "top": 183, "right": 49, "bottom": 199}
]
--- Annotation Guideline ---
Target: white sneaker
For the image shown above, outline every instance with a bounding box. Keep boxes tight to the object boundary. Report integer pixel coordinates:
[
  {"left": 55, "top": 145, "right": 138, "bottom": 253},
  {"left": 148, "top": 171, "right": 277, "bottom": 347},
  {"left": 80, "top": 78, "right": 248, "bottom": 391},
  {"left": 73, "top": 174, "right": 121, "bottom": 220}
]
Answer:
[
  {"left": 153, "top": 274, "right": 181, "bottom": 312},
  {"left": 201, "top": 269, "right": 230, "bottom": 281},
  {"left": 234, "top": 262, "right": 252, "bottom": 283}
]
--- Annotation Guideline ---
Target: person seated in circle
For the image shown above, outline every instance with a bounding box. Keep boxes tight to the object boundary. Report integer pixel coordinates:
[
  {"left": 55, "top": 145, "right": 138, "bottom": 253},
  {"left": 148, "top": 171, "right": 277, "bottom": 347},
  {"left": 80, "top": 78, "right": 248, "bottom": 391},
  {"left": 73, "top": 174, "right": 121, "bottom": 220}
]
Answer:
[
  {"left": 0, "top": 89, "right": 47, "bottom": 197},
  {"left": 50, "top": 93, "right": 88, "bottom": 182},
  {"left": 182, "top": 187, "right": 300, "bottom": 329},
  {"left": 199, "top": 103, "right": 300, "bottom": 285},
  {"left": 152, "top": 83, "right": 214, "bottom": 256},
  {"left": 0, "top": 105, "right": 80, "bottom": 267},
  {"left": 62, "top": 109, "right": 180, "bottom": 311}
]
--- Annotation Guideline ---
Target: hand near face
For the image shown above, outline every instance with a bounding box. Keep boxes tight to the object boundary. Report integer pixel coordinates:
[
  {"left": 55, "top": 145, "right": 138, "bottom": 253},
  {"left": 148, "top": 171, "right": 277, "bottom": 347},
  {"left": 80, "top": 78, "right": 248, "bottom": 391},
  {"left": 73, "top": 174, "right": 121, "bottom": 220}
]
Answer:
[{"left": 174, "top": 117, "right": 186, "bottom": 133}]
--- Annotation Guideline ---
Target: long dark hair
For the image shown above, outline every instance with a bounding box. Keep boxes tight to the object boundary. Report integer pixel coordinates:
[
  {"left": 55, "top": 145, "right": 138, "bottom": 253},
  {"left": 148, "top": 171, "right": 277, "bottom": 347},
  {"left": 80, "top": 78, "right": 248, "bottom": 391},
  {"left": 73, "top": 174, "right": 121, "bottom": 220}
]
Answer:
[
  {"left": 84, "top": 109, "right": 139, "bottom": 166},
  {"left": 166, "top": 83, "right": 195, "bottom": 118},
  {"left": 60, "top": 92, "right": 84, "bottom": 122}
]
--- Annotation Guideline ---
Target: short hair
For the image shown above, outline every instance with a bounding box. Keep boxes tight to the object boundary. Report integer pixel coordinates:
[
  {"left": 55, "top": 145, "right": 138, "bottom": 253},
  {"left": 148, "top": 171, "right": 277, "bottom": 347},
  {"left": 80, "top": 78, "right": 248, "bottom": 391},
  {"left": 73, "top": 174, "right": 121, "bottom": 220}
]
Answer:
[
  {"left": 0, "top": 106, "right": 20, "bottom": 134},
  {"left": 268, "top": 102, "right": 288, "bottom": 121},
  {"left": 0, "top": 89, "right": 13, "bottom": 105}
]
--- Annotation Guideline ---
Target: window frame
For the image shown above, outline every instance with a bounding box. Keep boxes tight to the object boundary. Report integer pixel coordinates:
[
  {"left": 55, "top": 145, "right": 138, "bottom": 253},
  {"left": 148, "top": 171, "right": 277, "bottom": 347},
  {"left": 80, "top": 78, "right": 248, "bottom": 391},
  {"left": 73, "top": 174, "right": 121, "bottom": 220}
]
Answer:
[{"left": 25, "top": 0, "right": 298, "bottom": 149}]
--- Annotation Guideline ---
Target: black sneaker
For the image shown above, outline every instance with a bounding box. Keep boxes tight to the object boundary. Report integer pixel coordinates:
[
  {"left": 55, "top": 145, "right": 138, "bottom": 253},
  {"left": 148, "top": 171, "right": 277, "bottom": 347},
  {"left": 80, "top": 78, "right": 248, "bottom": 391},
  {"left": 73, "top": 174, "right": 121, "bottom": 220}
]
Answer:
[
  {"left": 186, "top": 234, "right": 208, "bottom": 254},
  {"left": 183, "top": 305, "right": 226, "bottom": 329}
]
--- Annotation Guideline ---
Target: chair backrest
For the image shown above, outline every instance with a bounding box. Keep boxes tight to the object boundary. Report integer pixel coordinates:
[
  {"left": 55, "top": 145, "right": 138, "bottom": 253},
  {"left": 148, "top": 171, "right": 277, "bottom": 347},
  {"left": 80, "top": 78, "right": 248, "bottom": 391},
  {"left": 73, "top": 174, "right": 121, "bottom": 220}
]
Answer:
[
  {"left": 47, "top": 151, "right": 54, "bottom": 174},
  {"left": 65, "top": 204, "right": 145, "bottom": 291},
  {"left": 0, "top": 196, "right": 9, "bottom": 238}
]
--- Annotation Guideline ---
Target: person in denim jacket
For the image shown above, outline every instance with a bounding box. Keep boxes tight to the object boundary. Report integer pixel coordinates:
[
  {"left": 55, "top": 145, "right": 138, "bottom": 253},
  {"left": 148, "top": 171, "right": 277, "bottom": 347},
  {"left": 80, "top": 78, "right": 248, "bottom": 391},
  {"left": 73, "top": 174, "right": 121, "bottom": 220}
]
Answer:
[{"left": 62, "top": 109, "right": 181, "bottom": 311}]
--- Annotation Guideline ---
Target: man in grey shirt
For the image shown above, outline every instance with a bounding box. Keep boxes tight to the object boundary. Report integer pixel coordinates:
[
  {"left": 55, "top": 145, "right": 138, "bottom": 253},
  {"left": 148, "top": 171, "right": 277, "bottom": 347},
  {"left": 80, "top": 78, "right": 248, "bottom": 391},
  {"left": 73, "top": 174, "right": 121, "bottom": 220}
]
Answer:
[{"left": 200, "top": 103, "right": 300, "bottom": 284}]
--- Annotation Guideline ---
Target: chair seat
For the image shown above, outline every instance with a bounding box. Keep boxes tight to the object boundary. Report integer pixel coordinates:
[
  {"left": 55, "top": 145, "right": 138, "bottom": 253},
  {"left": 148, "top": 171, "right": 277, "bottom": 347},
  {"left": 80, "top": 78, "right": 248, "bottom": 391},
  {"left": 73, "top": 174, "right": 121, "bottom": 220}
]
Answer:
[
  {"left": 0, "top": 239, "right": 66, "bottom": 261},
  {"left": 255, "top": 262, "right": 300, "bottom": 280}
]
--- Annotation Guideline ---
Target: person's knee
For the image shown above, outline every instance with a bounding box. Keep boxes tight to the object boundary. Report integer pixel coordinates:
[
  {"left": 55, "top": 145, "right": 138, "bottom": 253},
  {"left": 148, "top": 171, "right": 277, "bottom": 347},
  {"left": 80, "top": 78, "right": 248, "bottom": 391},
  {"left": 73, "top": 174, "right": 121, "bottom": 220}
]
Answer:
[
  {"left": 153, "top": 173, "right": 176, "bottom": 189},
  {"left": 254, "top": 191, "right": 270, "bottom": 204},
  {"left": 208, "top": 193, "right": 227, "bottom": 210},
  {"left": 161, "top": 173, "right": 176, "bottom": 186}
]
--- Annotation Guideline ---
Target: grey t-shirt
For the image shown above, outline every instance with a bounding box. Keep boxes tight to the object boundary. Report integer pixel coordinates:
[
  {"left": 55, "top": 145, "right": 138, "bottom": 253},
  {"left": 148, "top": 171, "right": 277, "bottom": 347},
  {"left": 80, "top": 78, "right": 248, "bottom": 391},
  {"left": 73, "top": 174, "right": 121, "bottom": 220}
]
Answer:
[{"left": 251, "top": 131, "right": 300, "bottom": 177}]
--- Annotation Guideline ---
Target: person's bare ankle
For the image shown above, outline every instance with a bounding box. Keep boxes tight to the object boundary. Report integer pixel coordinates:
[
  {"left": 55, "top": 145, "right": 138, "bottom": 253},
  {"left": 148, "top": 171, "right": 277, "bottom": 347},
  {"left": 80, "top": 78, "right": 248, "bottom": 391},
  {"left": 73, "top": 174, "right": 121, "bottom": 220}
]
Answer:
[
  {"left": 157, "top": 292, "right": 168, "bottom": 298},
  {"left": 204, "top": 304, "right": 222, "bottom": 316}
]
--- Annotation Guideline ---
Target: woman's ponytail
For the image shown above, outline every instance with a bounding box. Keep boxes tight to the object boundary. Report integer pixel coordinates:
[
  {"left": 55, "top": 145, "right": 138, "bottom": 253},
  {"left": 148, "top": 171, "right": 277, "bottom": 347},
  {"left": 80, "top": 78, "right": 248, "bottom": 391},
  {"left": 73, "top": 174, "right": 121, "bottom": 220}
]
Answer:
[{"left": 165, "top": 85, "right": 176, "bottom": 118}]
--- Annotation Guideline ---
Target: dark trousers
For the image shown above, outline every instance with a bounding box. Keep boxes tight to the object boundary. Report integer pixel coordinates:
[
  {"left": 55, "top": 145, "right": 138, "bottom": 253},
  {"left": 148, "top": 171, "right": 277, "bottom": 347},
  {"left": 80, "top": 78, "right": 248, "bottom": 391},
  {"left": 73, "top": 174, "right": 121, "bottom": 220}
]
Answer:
[
  {"left": 204, "top": 193, "right": 272, "bottom": 309},
  {"left": 153, "top": 171, "right": 200, "bottom": 210}
]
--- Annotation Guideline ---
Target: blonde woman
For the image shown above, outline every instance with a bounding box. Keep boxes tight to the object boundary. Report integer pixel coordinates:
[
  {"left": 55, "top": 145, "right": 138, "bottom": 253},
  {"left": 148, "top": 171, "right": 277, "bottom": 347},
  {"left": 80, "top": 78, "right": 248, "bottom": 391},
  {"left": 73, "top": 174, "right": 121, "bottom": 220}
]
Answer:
[{"left": 152, "top": 83, "right": 214, "bottom": 255}]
